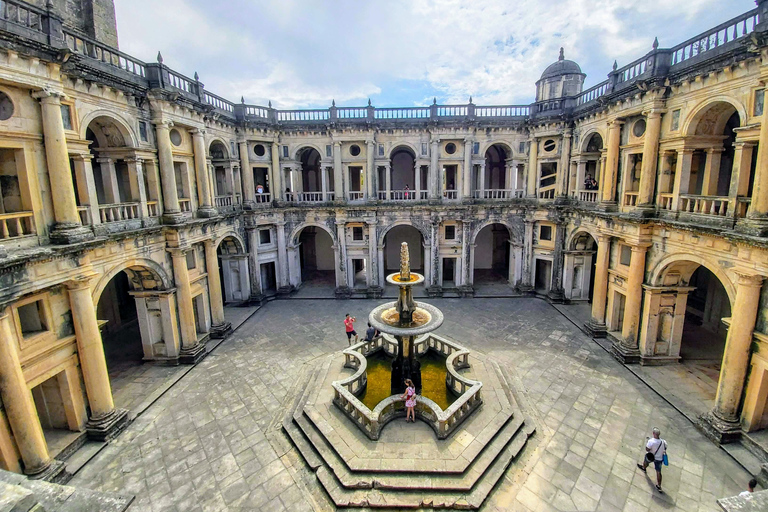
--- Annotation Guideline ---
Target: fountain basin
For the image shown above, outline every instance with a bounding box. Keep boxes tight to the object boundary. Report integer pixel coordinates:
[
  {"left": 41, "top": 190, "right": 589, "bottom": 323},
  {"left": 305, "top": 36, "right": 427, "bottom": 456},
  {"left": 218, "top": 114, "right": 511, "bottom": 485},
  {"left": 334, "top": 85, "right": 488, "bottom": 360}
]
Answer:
[
  {"left": 386, "top": 272, "right": 424, "bottom": 286},
  {"left": 369, "top": 301, "right": 444, "bottom": 337}
]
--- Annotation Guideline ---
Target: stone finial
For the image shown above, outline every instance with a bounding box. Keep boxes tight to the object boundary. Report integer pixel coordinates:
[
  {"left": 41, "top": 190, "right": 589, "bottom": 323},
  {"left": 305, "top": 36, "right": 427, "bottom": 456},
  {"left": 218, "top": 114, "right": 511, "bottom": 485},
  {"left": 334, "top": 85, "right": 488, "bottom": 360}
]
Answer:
[
  {"left": 332, "top": 99, "right": 336, "bottom": 107},
  {"left": 653, "top": 37, "right": 659, "bottom": 50},
  {"left": 241, "top": 96, "right": 245, "bottom": 104},
  {"left": 433, "top": 97, "right": 437, "bottom": 105},
  {"left": 399, "top": 242, "right": 410, "bottom": 281},
  {"left": 613, "top": 60, "right": 618, "bottom": 71},
  {"left": 559, "top": 47, "right": 564, "bottom": 61},
  {"left": 268, "top": 100, "right": 272, "bottom": 108},
  {"left": 368, "top": 98, "right": 372, "bottom": 106},
  {"left": 469, "top": 96, "right": 473, "bottom": 104},
  {"left": 194, "top": 71, "right": 199, "bottom": 81},
  {"left": 157, "top": 51, "right": 163, "bottom": 64}
]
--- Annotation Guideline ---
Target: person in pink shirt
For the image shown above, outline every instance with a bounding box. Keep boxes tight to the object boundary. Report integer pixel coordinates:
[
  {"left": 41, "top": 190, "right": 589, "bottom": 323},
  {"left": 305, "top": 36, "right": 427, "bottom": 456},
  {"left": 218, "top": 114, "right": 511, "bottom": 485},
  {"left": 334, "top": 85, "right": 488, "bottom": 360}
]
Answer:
[{"left": 344, "top": 314, "right": 358, "bottom": 345}]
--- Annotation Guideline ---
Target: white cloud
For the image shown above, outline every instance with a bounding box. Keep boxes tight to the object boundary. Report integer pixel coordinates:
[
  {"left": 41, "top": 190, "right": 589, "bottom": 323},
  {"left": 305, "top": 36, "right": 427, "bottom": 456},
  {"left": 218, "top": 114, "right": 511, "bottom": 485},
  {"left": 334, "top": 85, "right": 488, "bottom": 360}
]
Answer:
[{"left": 114, "top": 0, "right": 755, "bottom": 108}]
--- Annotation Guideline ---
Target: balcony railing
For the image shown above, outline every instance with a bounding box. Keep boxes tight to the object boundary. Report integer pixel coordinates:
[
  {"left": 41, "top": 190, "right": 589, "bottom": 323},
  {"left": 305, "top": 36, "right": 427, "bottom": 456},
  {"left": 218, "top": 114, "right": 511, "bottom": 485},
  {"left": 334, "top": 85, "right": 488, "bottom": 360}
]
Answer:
[
  {"left": 670, "top": 9, "right": 759, "bottom": 66},
  {"left": 146, "top": 200, "right": 160, "bottom": 217},
  {"left": 254, "top": 193, "right": 272, "bottom": 204},
  {"left": 98, "top": 202, "right": 140, "bottom": 223},
  {"left": 679, "top": 194, "right": 729, "bottom": 216},
  {"left": 63, "top": 30, "right": 146, "bottom": 77},
  {"left": 215, "top": 195, "right": 233, "bottom": 207},
  {"left": 178, "top": 198, "right": 192, "bottom": 212},
  {"left": 286, "top": 191, "right": 333, "bottom": 202},
  {"left": 443, "top": 190, "right": 458, "bottom": 200},
  {"left": 623, "top": 191, "right": 639, "bottom": 207},
  {"left": 474, "top": 189, "right": 524, "bottom": 200},
  {"left": 0, "top": 211, "right": 35, "bottom": 239},
  {"left": 736, "top": 197, "right": 751, "bottom": 218},
  {"left": 77, "top": 206, "right": 91, "bottom": 225},
  {"left": 379, "top": 190, "right": 419, "bottom": 201},
  {"left": 659, "top": 193, "right": 674, "bottom": 211},
  {"left": 0, "top": 0, "right": 45, "bottom": 34},
  {"left": 538, "top": 186, "right": 556, "bottom": 200},
  {"left": 348, "top": 191, "right": 365, "bottom": 201},
  {"left": 579, "top": 190, "right": 599, "bottom": 203}
]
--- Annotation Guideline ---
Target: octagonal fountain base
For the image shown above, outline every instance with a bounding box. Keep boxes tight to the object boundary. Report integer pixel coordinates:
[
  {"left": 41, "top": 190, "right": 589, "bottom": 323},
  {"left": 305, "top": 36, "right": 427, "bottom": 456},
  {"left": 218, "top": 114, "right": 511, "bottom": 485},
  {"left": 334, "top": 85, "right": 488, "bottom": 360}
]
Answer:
[{"left": 277, "top": 336, "right": 537, "bottom": 510}]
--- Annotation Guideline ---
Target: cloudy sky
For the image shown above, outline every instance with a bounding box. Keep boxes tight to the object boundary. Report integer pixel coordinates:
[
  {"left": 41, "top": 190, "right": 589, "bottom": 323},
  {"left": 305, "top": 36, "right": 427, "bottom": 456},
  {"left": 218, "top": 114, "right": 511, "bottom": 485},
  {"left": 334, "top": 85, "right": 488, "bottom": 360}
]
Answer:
[{"left": 114, "top": 0, "right": 755, "bottom": 109}]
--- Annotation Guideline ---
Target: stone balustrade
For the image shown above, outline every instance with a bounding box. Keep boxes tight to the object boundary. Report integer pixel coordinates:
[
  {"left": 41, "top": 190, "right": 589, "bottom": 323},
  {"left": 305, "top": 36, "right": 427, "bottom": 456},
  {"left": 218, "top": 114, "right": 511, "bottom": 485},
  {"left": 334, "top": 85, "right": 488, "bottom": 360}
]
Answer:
[{"left": 0, "top": 211, "right": 34, "bottom": 239}]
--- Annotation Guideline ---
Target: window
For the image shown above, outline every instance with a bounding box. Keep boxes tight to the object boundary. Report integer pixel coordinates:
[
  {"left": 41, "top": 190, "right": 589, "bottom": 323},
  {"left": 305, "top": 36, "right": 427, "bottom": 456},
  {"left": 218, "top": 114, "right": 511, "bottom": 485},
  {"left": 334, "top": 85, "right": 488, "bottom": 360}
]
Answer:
[
  {"left": 670, "top": 109, "right": 681, "bottom": 131},
  {"left": 139, "top": 121, "right": 148, "bottom": 142},
  {"left": 472, "top": 142, "right": 479, "bottom": 155},
  {"left": 186, "top": 250, "right": 196, "bottom": 270},
  {"left": 378, "top": 144, "right": 384, "bottom": 156},
  {"left": 620, "top": 245, "right": 632, "bottom": 266},
  {"left": 445, "top": 142, "right": 456, "bottom": 154},
  {"left": 539, "top": 225, "right": 552, "bottom": 241},
  {"left": 421, "top": 143, "right": 428, "bottom": 155},
  {"left": 445, "top": 225, "right": 456, "bottom": 240},
  {"left": 282, "top": 145, "right": 289, "bottom": 158},
  {"left": 352, "top": 226, "right": 363, "bottom": 241},
  {"left": 17, "top": 300, "right": 48, "bottom": 338},
  {"left": 633, "top": 119, "right": 647, "bottom": 138},
  {"left": 326, "top": 145, "right": 332, "bottom": 157},
  {"left": 519, "top": 141, "right": 526, "bottom": 154},
  {"left": 259, "top": 229, "right": 271, "bottom": 245},
  {"left": 170, "top": 129, "right": 182, "bottom": 146},
  {"left": 350, "top": 144, "right": 361, "bottom": 156},
  {"left": 0, "top": 92, "right": 13, "bottom": 121},
  {"left": 60, "top": 104, "right": 72, "bottom": 130},
  {"left": 254, "top": 144, "right": 265, "bottom": 157},
  {"left": 755, "top": 89, "right": 765, "bottom": 117},
  {"left": 231, "top": 141, "right": 237, "bottom": 156},
  {"left": 543, "top": 139, "right": 556, "bottom": 152}
]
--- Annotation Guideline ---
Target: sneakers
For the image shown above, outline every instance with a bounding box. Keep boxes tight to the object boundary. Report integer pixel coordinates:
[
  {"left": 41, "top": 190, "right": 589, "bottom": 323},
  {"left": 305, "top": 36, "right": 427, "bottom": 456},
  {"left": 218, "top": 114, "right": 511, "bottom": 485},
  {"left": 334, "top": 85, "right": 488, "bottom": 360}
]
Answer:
[
  {"left": 637, "top": 464, "right": 646, "bottom": 472},
  {"left": 656, "top": 484, "right": 663, "bottom": 493}
]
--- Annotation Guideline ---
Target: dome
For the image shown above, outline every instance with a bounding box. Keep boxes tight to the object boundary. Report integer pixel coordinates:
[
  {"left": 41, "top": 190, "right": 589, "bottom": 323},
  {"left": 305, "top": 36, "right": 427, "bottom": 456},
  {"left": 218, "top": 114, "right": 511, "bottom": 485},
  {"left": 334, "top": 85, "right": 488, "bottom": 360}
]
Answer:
[{"left": 540, "top": 48, "right": 583, "bottom": 80}]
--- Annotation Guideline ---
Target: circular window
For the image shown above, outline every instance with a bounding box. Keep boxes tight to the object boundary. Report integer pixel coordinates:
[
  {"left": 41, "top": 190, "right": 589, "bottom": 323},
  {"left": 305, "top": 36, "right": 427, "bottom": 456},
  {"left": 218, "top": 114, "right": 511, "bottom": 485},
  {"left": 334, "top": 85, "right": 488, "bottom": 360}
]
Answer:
[
  {"left": 254, "top": 144, "right": 265, "bottom": 157},
  {"left": 169, "top": 129, "right": 182, "bottom": 146},
  {"left": 633, "top": 119, "right": 647, "bottom": 138},
  {"left": 350, "top": 144, "right": 361, "bottom": 156},
  {"left": 445, "top": 142, "right": 456, "bottom": 154},
  {"left": 0, "top": 92, "right": 14, "bottom": 121},
  {"left": 543, "top": 139, "right": 556, "bottom": 152}
]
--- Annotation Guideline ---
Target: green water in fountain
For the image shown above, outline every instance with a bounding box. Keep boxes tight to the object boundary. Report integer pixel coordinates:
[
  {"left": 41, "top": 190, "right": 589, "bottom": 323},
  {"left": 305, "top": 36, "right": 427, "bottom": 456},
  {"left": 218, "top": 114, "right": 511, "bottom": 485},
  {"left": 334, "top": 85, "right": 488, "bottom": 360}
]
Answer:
[{"left": 358, "top": 351, "right": 458, "bottom": 410}]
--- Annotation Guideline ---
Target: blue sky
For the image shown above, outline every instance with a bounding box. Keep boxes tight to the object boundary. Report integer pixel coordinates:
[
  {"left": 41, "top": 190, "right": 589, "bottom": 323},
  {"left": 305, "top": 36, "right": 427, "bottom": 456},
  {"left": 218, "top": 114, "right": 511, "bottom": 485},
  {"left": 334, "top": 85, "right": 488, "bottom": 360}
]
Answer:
[{"left": 114, "top": 0, "right": 755, "bottom": 109}]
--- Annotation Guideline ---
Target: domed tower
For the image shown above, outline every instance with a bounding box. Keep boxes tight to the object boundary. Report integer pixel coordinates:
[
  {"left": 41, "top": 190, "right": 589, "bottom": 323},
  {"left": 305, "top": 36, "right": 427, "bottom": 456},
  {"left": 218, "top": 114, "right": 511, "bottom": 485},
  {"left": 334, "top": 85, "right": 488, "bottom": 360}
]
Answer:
[{"left": 536, "top": 48, "right": 586, "bottom": 101}]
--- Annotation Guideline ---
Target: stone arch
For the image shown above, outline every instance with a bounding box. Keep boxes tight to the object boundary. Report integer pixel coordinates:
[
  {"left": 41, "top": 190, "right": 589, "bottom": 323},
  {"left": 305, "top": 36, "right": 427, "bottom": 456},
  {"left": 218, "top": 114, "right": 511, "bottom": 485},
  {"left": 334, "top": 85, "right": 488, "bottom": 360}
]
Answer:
[
  {"left": 649, "top": 253, "right": 736, "bottom": 306},
  {"left": 208, "top": 138, "right": 230, "bottom": 160},
  {"left": 79, "top": 110, "right": 138, "bottom": 148},
  {"left": 470, "top": 219, "right": 516, "bottom": 246},
  {"left": 581, "top": 130, "right": 605, "bottom": 153},
  {"left": 683, "top": 96, "right": 747, "bottom": 137},
  {"left": 479, "top": 141, "right": 515, "bottom": 158},
  {"left": 566, "top": 229, "right": 598, "bottom": 251},
  {"left": 378, "top": 220, "right": 429, "bottom": 246},
  {"left": 289, "top": 221, "right": 337, "bottom": 247},
  {"left": 292, "top": 144, "right": 325, "bottom": 161},
  {"left": 92, "top": 258, "right": 172, "bottom": 304},
  {"left": 214, "top": 232, "right": 246, "bottom": 254},
  {"left": 386, "top": 143, "right": 418, "bottom": 160}
]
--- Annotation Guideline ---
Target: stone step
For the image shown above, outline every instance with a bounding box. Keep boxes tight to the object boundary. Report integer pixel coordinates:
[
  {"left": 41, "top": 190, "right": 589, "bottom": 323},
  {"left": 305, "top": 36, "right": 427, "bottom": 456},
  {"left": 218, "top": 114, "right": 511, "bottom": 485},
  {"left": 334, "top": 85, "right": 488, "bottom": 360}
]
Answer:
[
  {"left": 722, "top": 443, "right": 764, "bottom": 478},
  {"left": 280, "top": 361, "right": 326, "bottom": 471},
  {"left": 296, "top": 408, "right": 527, "bottom": 491},
  {"left": 59, "top": 440, "right": 106, "bottom": 476}
]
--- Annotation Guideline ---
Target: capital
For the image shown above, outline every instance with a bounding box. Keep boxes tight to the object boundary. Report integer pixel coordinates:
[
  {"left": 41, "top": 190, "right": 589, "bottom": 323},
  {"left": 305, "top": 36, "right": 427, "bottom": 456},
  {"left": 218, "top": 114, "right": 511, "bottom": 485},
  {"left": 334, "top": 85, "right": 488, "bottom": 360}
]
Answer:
[
  {"left": 735, "top": 272, "right": 765, "bottom": 288},
  {"left": 32, "top": 89, "right": 66, "bottom": 103},
  {"left": 190, "top": 128, "right": 206, "bottom": 137},
  {"left": 65, "top": 273, "right": 98, "bottom": 291},
  {"left": 166, "top": 246, "right": 191, "bottom": 257},
  {"left": 152, "top": 119, "right": 174, "bottom": 129}
]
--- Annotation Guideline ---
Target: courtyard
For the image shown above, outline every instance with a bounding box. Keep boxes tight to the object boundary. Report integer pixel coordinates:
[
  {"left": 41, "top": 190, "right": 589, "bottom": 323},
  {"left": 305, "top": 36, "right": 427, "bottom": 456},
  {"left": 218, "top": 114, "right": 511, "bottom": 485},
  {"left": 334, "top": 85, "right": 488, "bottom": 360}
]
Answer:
[{"left": 70, "top": 298, "right": 750, "bottom": 511}]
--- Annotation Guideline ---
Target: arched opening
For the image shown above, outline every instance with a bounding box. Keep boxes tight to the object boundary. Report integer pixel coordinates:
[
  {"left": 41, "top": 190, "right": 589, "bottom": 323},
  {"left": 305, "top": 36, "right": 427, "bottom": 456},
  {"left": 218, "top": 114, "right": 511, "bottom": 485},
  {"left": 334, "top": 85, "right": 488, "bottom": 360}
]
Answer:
[
  {"left": 210, "top": 140, "right": 241, "bottom": 208},
  {"left": 578, "top": 134, "right": 602, "bottom": 199},
  {"left": 297, "top": 226, "right": 336, "bottom": 294},
  {"left": 482, "top": 145, "right": 510, "bottom": 193},
  {"left": 680, "top": 266, "right": 731, "bottom": 363},
  {"left": 384, "top": 147, "right": 417, "bottom": 200},
  {"left": 564, "top": 232, "right": 597, "bottom": 302},
  {"left": 383, "top": 225, "right": 425, "bottom": 291},
  {"left": 299, "top": 148, "right": 322, "bottom": 194},
  {"left": 217, "top": 236, "right": 250, "bottom": 304},
  {"left": 472, "top": 223, "right": 511, "bottom": 293}
]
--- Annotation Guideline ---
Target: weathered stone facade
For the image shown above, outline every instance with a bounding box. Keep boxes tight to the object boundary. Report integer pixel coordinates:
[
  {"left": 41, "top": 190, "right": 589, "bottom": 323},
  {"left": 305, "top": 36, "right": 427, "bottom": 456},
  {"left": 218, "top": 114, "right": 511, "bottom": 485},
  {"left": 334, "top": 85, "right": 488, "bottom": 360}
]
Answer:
[{"left": 0, "top": 0, "right": 767, "bottom": 489}]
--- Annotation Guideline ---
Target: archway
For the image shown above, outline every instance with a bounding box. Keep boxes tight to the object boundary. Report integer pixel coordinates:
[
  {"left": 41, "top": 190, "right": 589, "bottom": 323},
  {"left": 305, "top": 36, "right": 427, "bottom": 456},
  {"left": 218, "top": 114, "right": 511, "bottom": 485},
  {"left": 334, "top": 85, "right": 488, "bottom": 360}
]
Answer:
[
  {"left": 383, "top": 225, "right": 425, "bottom": 291},
  {"left": 577, "top": 133, "right": 603, "bottom": 199},
  {"left": 217, "top": 235, "right": 250, "bottom": 304},
  {"left": 210, "top": 140, "right": 241, "bottom": 207},
  {"left": 680, "top": 266, "right": 731, "bottom": 363},
  {"left": 564, "top": 231, "right": 597, "bottom": 302},
  {"left": 296, "top": 225, "right": 336, "bottom": 293},
  {"left": 386, "top": 147, "right": 417, "bottom": 200},
  {"left": 298, "top": 147, "right": 322, "bottom": 196},
  {"left": 472, "top": 223, "right": 511, "bottom": 292},
  {"left": 482, "top": 144, "right": 510, "bottom": 193}
]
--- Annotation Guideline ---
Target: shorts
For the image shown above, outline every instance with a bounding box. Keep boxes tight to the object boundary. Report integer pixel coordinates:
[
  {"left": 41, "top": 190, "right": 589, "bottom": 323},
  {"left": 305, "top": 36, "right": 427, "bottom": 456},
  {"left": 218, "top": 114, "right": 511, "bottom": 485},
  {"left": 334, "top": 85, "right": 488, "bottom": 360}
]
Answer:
[
  {"left": 346, "top": 330, "right": 357, "bottom": 339},
  {"left": 653, "top": 459, "right": 662, "bottom": 471}
]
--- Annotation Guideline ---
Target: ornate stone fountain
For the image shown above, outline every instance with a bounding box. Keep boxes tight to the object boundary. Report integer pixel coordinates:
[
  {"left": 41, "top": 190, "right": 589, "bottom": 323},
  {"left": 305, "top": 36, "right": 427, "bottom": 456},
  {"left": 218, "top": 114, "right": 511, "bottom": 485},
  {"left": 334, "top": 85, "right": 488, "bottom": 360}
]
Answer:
[{"left": 369, "top": 242, "right": 444, "bottom": 395}]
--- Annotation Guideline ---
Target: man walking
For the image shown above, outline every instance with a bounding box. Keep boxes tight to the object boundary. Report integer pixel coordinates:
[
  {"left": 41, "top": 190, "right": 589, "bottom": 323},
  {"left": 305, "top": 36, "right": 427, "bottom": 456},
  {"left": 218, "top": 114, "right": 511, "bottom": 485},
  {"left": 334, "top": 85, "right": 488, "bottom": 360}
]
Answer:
[
  {"left": 365, "top": 322, "right": 380, "bottom": 342},
  {"left": 344, "top": 314, "right": 358, "bottom": 345},
  {"left": 637, "top": 427, "right": 667, "bottom": 493}
]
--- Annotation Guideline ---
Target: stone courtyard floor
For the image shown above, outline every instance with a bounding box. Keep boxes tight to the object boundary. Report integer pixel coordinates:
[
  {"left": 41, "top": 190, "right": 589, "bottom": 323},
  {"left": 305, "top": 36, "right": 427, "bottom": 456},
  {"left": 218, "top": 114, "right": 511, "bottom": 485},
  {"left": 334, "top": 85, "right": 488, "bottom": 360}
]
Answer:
[{"left": 70, "top": 298, "right": 750, "bottom": 511}]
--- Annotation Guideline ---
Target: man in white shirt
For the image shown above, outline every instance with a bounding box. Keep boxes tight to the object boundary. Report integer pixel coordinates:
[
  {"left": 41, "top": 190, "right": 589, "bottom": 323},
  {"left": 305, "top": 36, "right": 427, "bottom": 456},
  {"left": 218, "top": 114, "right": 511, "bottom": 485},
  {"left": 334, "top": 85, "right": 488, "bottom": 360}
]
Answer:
[
  {"left": 637, "top": 427, "right": 667, "bottom": 493},
  {"left": 739, "top": 478, "right": 757, "bottom": 497}
]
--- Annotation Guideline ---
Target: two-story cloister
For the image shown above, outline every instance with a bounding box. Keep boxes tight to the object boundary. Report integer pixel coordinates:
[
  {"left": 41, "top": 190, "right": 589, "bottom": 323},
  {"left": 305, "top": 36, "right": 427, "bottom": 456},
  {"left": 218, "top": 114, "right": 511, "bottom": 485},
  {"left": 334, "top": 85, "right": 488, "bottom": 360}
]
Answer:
[{"left": 0, "top": 0, "right": 767, "bottom": 487}]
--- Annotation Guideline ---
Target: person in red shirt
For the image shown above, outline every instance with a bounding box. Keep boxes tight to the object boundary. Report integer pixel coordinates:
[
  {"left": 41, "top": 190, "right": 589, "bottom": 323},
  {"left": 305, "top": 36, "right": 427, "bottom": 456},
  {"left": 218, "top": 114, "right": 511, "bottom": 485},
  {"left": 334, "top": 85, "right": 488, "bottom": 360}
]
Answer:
[{"left": 344, "top": 314, "right": 358, "bottom": 345}]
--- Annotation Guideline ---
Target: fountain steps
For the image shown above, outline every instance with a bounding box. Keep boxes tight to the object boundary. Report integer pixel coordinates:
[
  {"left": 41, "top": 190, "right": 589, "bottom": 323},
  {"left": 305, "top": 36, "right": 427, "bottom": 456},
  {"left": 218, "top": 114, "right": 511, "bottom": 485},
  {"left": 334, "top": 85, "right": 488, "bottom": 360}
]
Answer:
[{"left": 280, "top": 355, "right": 537, "bottom": 509}]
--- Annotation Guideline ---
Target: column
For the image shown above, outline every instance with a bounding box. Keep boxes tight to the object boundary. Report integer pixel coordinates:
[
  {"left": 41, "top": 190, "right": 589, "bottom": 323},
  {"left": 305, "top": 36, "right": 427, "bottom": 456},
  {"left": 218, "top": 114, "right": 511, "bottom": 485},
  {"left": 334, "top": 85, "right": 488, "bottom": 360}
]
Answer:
[
  {"left": 335, "top": 219, "right": 348, "bottom": 290},
  {"left": 638, "top": 110, "right": 663, "bottom": 207},
  {"left": 204, "top": 239, "right": 231, "bottom": 337},
  {"left": 366, "top": 139, "right": 375, "bottom": 201},
  {"left": 333, "top": 142, "right": 343, "bottom": 202},
  {"left": 672, "top": 149, "right": 695, "bottom": 210},
  {"left": 430, "top": 139, "right": 439, "bottom": 200},
  {"left": 144, "top": 159, "right": 163, "bottom": 215},
  {"left": 729, "top": 142, "right": 755, "bottom": 218},
  {"left": 526, "top": 138, "right": 538, "bottom": 198},
  {"left": 368, "top": 220, "right": 379, "bottom": 289},
  {"left": 33, "top": 91, "right": 91, "bottom": 243},
  {"left": 701, "top": 147, "right": 724, "bottom": 196},
  {"left": 601, "top": 121, "right": 622, "bottom": 206},
  {"left": 616, "top": 244, "right": 648, "bottom": 360},
  {"left": 586, "top": 234, "right": 610, "bottom": 336},
  {"left": 0, "top": 309, "right": 60, "bottom": 478},
  {"left": 703, "top": 273, "right": 764, "bottom": 440},
  {"left": 575, "top": 161, "right": 587, "bottom": 197},
  {"left": 125, "top": 158, "right": 148, "bottom": 218},
  {"left": 67, "top": 277, "right": 128, "bottom": 439},
  {"left": 384, "top": 163, "right": 392, "bottom": 199},
  {"left": 238, "top": 140, "right": 254, "bottom": 209},
  {"left": 98, "top": 157, "right": 120, "bottom": 203},
  {"left": 270, "top": 142, "right": 282, "bottom": 199},
  {"left": 169, "top": 248, "right": 205, "bottom": 363},
  {"left": 547, "top": 223, "right": 566, "bottom": 301},
  {"left": 415, "top": 164, "right": 422, "bottom": 199},
  {"left": 461, "top": 221, "right": 472, "bottom": 289},
  {"left": 276, "top": 222, "right": 290, "bottom": 290},
  {"left": 463, "top": 138, "right": 473, "bottom": 200},
  {"left": 246, "top": 228, "right": 263, "bottom": 299},
  {"left": 748, "top": 98, "right": 768, "bottom": 220},
  {"left": 155, "top": 121, "right": 183, "bottom": 223},
  {"left": 478, "top": 162, "right": 486, "bottom": 196},
  {"left": 519, "top": 219, "right": 535, "bottom": 290},
  {"left": 71, "top": 154, "right": 99, "bottom": 226},
  {"left": 556, "top": 131, "right": 572, "bottom": 198}
]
